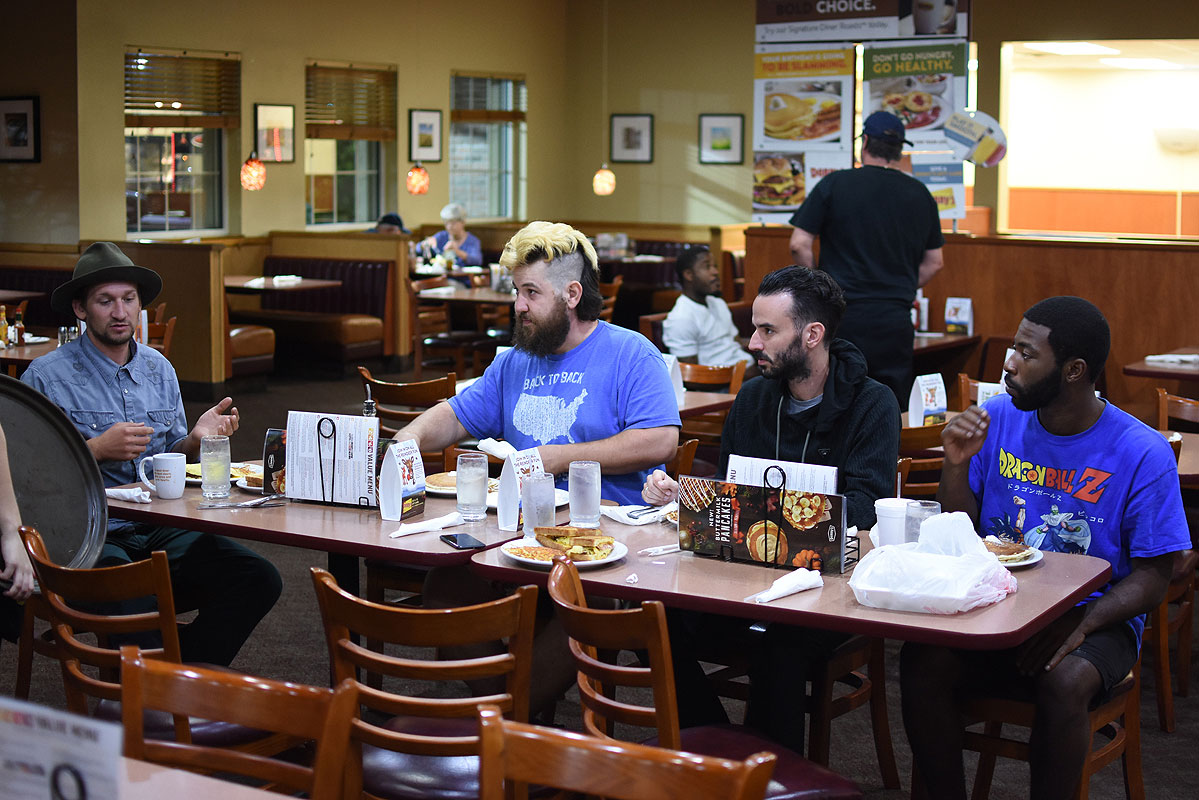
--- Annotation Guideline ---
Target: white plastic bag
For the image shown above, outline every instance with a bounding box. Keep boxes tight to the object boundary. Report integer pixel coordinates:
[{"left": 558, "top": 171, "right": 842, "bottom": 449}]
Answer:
[{"left": 848, "top": 511, "right": 1018, "bottom": 614}]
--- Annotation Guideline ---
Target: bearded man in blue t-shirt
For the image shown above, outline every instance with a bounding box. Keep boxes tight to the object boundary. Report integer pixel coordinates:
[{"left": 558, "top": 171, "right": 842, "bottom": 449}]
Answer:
[{"left": 902, "top": 296, "right": 1189, "bottom": 800}]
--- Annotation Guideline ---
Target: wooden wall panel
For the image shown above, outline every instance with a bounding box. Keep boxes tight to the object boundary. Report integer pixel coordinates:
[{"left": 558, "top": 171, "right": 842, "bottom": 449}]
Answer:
[{"left": 1008, "top": 188, "right": 1199, "bottom": 237}]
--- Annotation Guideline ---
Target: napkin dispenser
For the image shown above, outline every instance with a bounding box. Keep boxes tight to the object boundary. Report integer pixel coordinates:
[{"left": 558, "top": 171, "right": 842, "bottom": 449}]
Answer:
[{"left": 676, "top": 473, "right": 853, "bottom": 574}]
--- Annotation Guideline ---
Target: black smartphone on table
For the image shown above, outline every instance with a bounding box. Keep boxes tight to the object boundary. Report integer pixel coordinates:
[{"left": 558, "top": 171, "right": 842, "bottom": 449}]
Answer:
[{"left": 440, "top": 533, "right": 486, "bottom": 549}]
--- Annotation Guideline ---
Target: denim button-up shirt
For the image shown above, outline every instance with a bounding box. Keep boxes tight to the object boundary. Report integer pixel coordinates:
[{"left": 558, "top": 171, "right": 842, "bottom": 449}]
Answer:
[{"left": 21, "top": 334, "right": 188, "bottom": 498}]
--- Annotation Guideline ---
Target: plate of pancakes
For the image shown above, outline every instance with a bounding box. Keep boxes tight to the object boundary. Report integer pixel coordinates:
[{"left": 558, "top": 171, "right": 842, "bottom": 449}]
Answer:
[
  {"left": 763, "top": 92, "right": 842, "bottom": 142},
  {"left": 984, "top": 537, "right": 1041, "bottom": 569}
]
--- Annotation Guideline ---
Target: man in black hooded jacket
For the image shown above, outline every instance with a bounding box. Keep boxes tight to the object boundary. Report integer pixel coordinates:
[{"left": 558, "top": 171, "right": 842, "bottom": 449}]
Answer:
[{"left": 643, "top": 265, "right": 900, "bottom": 752}]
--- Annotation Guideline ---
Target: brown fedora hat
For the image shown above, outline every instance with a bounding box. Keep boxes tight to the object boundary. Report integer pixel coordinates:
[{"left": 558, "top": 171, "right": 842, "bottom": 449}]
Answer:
[{"left": 50, "top": 242, "right": 163, "bottom": 315}]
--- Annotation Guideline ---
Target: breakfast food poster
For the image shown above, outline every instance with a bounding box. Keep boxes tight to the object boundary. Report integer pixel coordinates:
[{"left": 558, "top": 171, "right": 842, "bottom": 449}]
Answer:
[
  {"left": 677, "top": 476, "right": 848, "bottom": 574},
  {"left": 862, "top": 40, "right": 968, "bottom": 146},
  {"left": 753, "top": 44, "right": 855, "bottom": 153}
]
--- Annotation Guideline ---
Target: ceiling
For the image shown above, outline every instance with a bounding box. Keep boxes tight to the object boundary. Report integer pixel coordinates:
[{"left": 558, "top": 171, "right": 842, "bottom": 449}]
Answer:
[{"left": 1010, "top": 39, "right": 1199, "bottom": 70}]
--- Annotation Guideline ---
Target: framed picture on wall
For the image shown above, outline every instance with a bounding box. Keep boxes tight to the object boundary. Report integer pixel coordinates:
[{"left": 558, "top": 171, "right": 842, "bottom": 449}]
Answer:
[
  {"left": 698, "top": 114, "right": 744, "bottom": 164},
  {"left": 409, "top": 109, "right": 442, "bottom": 163},
  {"left": 610, "top": 114, "right": 653, "bottom": 163},
  {"left": 254, "top": 104, "right": 295, "bottom": 163},
  {"left": 0, "top": 96, "right": 40, "bottom": 163}
]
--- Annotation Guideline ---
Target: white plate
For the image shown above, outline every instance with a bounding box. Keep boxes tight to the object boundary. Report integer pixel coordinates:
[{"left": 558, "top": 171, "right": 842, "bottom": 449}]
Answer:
[
  {"left": 1002, "top": 548, "right": 1044, "bottom": 570},
  {"left": 762, "top": 92, "right": 843, "bottom": 143},
  {"left": 185, "top": 461, "right": 247, "bottom": 486},
  {"left": 425, "top": 472, "right": 501, "bottom": 496},
  {"left": 487, "top": 488, "right": 569, "bottom": 510},
  {"left": 869, "top": 93, "right": 949, "bottom": 132},
  {"left": 235, "top": 478, "right": 263, "bottom": 493},
  {"left": 500, "top": 539, "right": 628, "bottom": 569}
]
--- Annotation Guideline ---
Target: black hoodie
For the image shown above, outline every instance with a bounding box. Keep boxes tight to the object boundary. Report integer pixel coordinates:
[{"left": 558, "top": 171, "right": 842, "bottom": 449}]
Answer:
[{"left": 717, "top": 339, "right": 900, "bottom": 529}]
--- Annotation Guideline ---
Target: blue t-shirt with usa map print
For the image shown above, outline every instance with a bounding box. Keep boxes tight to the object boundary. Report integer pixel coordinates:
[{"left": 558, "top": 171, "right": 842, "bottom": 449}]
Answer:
[
  {"left": 449, "top": 321, "right": 680, "bottom": 504},
  {"left": 968, "top": 394, "right": 1188, "bottom": 643}
]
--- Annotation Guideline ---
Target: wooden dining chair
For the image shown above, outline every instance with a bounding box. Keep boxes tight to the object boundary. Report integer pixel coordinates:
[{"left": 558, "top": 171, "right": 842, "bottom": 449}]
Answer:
[
  {"left": 19, "top": 527, "right": 295, "bottom": 755},
  {"left": 147, "top": 301, "right": 167, "bottom": 324},
  {"left": 310, "top": 567, "right": 538, "bottom": 800},
  {"left": 476, "top": 704, "right": 777, "bottom": 800},
  {"left": 409, "top": 276, "right": 487, "bottom": 379},
  {"left": 956, "top": 372, "right": 978, "bottom": 411},
  {"left": 1156, "top": 386, "right": 1199, "bottom": 430},
  {"left": 899, "top": 421, "right": 947, "bottom": 499},
  {"left": 120, "top": 647, "right": 359, "bottom": 800},
  {"left": 147, "top": 315, "right": 176, "bottom": 359},
  {"left": 545, "top": 557, "right": 863, "bottom": 800},
  {"left": 667, "top": 438, "right": 700, "bottom": 479},
  {"left": 679, "top": 361, "right": 747, "bottom": 449},
  {"left": 598, "top": 275, "right": 623, "bottom": 322},
  {"left": 955, "top": 660, "right": 1144, "bottom": 800}
]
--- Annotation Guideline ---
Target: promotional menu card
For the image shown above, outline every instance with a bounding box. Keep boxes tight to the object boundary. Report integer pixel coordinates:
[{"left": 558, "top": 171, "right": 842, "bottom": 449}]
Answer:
[
  {"left": 378, "top": 438, "right": 426, "bottom": 521},
  {"left": 908, "top": 373, "right": 948, "bottom": 427},
  {"left": 497, "top": 447, "right": 545, "bottom": 531},
  {"left": 0, "top": 695, "right": 121, "bottom": 800},
  {"left": 677, "top": 474, "right": 849, "bottom": 574},
  {"left": 284, "top": 411, "right": 379, "bottom": 507}
]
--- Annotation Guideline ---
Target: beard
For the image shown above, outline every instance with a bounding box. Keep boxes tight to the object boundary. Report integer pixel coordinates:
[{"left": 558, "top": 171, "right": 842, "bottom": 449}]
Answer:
[
  {"left": 514, "top": 295, "right": 571, "bottom": 357},
  {"left": 89, "top": 319, "right": 135, "bottom": 349},
  {"left": 1005, "top": 370, "right": 1062, "bottom": 411},
  {"left": 757, "top": 337, "right": 811, "bottom": 383}
]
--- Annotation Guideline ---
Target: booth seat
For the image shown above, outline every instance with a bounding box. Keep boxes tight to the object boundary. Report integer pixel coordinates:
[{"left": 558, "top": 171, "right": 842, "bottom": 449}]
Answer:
[{"left": 227, "top": 324, "right": 275, "bottom": 378}]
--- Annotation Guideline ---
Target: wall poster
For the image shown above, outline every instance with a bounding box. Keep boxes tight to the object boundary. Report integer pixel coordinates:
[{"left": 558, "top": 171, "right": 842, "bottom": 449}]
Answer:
[
  {"left": 861, "top": 40, "right": 969, "bottom": 147},
  {"left": 755, "top": 0, "right": 970, "bottom": 44}
]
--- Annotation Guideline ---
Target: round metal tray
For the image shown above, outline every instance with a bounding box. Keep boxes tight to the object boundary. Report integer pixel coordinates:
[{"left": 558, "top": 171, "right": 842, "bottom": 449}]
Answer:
[{"left": 0, "top": 374, "right": 106, "bottom": 569}]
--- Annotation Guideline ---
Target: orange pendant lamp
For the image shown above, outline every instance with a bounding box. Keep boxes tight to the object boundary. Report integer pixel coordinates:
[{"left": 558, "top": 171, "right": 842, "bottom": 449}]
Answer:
[
  {"left": 407, "top": 162, "right": 430, "bottom": 195},
  {"left": 592, "top": 164, "right": 615, "bottom": 195},
  {"left": 239, "top": 152, "right": 266, "bottom": 191}
]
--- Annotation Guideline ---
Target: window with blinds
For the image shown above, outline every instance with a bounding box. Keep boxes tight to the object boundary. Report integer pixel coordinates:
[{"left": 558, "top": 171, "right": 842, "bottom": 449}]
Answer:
[
  {"left": 124, "top": 49, "right": 237, "bottom": 234},
  {"left": 305, "top": 64, "right": 397, "bottom": 140},
  {"left": 449, "top": 74, "right": 527, "bottom": 219}
]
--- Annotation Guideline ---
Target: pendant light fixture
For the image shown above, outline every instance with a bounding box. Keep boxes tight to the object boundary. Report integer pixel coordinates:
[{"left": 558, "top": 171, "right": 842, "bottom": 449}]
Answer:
[
  {"left": 406, "top": 162, "right": 430, "bottom": 195},
  {"left": 592, "top": 0, "right": 614, "bottom": 196},
  {"left": 239, "top": 151, "right": 266, "bottom": 191}
]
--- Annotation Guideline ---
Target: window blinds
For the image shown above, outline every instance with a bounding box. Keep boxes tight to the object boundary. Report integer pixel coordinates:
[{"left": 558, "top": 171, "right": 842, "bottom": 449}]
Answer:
[
  {"left": 305, "top": 64, "right": 397, "bottom": 141},
  {"left": 124, "top": 50, "right": 240, "bottom": 129}
]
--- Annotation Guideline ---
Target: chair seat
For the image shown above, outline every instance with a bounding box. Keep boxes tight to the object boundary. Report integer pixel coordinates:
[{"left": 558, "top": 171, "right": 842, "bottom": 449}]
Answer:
[
  {"left": 228, "top": 324, "right": 275, "bottom": 357},
  {"left": 649, "top": 724, "right": 862, "bottom": 800}
]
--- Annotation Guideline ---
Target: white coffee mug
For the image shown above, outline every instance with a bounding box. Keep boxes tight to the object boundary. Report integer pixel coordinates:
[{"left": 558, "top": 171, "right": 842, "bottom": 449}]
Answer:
[{"left": 139, "top": 452, "right": 186, "bottom": 499}]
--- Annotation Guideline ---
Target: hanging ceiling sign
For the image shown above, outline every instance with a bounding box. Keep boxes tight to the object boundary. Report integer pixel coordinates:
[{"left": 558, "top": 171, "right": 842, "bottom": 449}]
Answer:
[
  {"left": 943, "top": 109, "right": 1007, "bottom": 167},
  {"left": 755, "top": 0, "right": 970, "bottom": 43}
]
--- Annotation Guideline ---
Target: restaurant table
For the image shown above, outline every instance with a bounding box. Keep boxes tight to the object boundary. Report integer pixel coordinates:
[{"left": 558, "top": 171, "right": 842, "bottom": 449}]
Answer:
[
  {"left": 418, "top": 284, "right": 516, "bottom": 306},
  {"left": 1, "top": 338, "right": 57, "bottom": 377},
  {"left": 470, "top": 520, "right": 1112, "bottom": 650},
  {"left": 224, "top": 275, "right": 343, "bottom": 294},
  {"left": 1170, "top": 430, "right": 1199, "bottom": 487},
  {"left": 1122, "top": 346, "right": 1199, "bottom": 383},
  {"left": 121, "top": 756, "right": 279, "bottom": 798},
  {"left": 0, "top": 288, "right": 46, "bottom": 304}
]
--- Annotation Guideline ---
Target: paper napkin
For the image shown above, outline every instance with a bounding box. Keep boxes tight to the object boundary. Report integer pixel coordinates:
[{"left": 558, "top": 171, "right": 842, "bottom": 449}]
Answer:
[
  {"left": 272, "top": 274, "right": 302, "bottom": 284},
  {"left": 477, "top": 438, "right": 517, "bottom": 460},
  {"left": 747, "top": 568, "right": 823, "bottom": 604},
  {"left": 106, "top": 487, "right": 151, "bottom": 503},
  {"left": 243, "top": 276, "right": 266, "bottom": 289},
  {"left": 602, "top": 502, "right": 678, "bottom": 526},
  {"left": 1145, "top": 354, "right": 1199, "bottom": 365},
  {"left": 389, "top": 512, "right": 463, "bottom": 538}
]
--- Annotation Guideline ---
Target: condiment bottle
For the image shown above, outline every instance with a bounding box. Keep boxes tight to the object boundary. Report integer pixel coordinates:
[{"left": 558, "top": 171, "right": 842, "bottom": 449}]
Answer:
[
  {"left": 13, "top": 309, "right": 24, "bottom": 346},
  {"left": 0, "top": 305, "right": 7, "bottom": 350},
  {"left": 362, "top": 384, "right": 377, "bottom": 417}
]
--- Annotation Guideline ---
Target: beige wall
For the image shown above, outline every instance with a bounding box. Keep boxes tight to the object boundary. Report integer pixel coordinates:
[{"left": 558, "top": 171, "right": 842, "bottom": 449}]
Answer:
[
  {"left": 72, "top": 0, "right": 570, "bottom": 241},
  {"left": 0, "top": 1, "right": 80, "bottom": 244}
]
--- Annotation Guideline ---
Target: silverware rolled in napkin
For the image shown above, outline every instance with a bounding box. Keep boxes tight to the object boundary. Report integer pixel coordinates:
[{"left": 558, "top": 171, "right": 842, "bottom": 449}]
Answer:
[
  {"left": 197, "top": 494, "right": 285, "bottom": 510},
  {"left": 637, "top": 543, "right": 680, "bottom": 557}
]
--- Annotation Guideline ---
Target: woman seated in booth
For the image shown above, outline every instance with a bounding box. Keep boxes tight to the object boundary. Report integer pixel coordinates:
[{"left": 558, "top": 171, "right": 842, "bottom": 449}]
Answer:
[{"left": 422, "top": 203, "right": 483, "bottom": 267}]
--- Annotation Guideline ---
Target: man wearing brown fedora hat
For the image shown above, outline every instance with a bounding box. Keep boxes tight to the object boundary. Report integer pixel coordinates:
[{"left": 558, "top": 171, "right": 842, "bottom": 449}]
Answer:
[{"left": 21, "top": 242, "right": 281, "bottom": 666}]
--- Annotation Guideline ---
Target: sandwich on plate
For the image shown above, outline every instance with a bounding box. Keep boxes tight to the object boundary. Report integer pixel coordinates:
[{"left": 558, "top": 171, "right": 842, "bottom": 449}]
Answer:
[{"left": 533, "top": 526, "right": 616, "bottom": 561}]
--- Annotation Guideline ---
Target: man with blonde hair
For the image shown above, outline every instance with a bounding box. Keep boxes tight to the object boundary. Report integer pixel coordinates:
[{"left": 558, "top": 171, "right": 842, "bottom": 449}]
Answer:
[{"left": 398, "top": 220, "right": 679, "bottom": 502}]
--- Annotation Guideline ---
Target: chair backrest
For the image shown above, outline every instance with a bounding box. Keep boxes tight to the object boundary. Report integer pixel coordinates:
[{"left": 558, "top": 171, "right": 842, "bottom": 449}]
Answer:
[
  {"left": 896, "top": 457, "right": 912, "bottom": 498},
  {"left": 1156, "top": 387, "right": 1199, "bottom": 430},
  {"left": 120, "top": 648, "right": 357, "bottom": 800},
  {"left": 956, "top": 373, "right": 977, "bottom": 412},
  {"left": 148, "top": 301, "right": 167, "bottom": 324},
  {"left": 20, "top": 526, "right": 180, "bottom": 713},
  {"left": 147, "top": 315, "right": 176, "bottom": 359},
  {"left": 477, "top": 705, "right": 775, "bottom": 800},
  {"left": 309, "top": 567, "right": 537, "bottom": 788},
  {"left": 667, "top": 439, "right": 700, "bottom": 480},
  {"left": 409, "top": 276, "right": 453, "bottom": 336},
  {"left": 899, "top": 422, "right": 947, "bottom": 499},
  {"left": 545, "top": 556, "right": 682, "bottom": 748},
  {"left": 358, "top": 366, "right": 455, "bottom": 437},
  {"left": 976, "top": 336, "right": 1012, "bottom": 382},
  {"left": 679, "top": 360, "right": 746, "bottom": 394},
  {"left": 598, "top": 275, "right": 623, "bottom": 321},
  {"left": 638, "top": 312, "right": 669, "bottom": 353}
]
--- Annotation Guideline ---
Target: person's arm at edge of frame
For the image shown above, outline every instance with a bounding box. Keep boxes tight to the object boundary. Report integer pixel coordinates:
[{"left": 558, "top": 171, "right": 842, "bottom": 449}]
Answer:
[
  {"left": 936, "top": 404, "right": 987, "bottom": 526},
  {"left": 0, "top": 424, "right": 34, "bottom": 601},
  {"left": 917, "top": 247, "right": 944, "bottom": 288},
  {"left": 393, "top": 401, "right": 470, "bottom": 456},
  {"left": 789, "top": 227, "right": 817, "bottom": 268}
]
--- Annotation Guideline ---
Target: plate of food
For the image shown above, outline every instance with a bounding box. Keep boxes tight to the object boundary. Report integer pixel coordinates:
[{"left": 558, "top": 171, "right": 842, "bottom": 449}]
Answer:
[
  {"left": 763, "top": 92, "right": 842, "bottom": 142},
  {"left": 500, "top": 528, "right": 626, "bottom": 569},
  {"left": 984, "top": 538, "right": 1042, "bottom": 569},
  {"left": 872, "top": 91, "right": 947, "bottom": 131},
  {"left": 185, "top": 462, "right": 254, "bottom": 485},
  {"left": 235, "top": 477, "right": 263, "bottom": 493},
  {"left": 781, "top": 491, "right": 830, "bottom": 531},
  {"left": 425, "top": 471, "right": 500, "bottom": 496},
  {"left": 753, "top": 154, "right": 805, "bottom": 211}
]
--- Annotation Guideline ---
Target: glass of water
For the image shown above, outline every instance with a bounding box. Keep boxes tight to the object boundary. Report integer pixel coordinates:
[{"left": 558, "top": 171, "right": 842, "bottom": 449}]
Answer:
[
  {"left": 456, "top": 452, "right": 489, "bottom": 522},
  {"left": 200, "top": 434, "right": 231, "bottom": 499},
  {"left": 905, "top": 499, "right": 941, "bottom": 543},
  {"left": 521, "top": 471, "right": 557, "bottom": 535},
  {"left": 568, "top": 460, "right": 601, "bottom": 528}
]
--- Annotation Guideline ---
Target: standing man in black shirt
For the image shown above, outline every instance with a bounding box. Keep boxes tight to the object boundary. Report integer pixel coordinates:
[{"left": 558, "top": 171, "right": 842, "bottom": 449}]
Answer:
[{"left": 789, "top": 110, "right": 944, "bottom": 401}]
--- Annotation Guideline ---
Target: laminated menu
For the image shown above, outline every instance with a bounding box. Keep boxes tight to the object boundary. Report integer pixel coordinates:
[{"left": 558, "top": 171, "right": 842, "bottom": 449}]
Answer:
[
  {"left": 676, "top": 475, "right": 848, "bottom": 573},
  {"left": 284, "top": 411, "right": 379, "bottom": 506}
]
